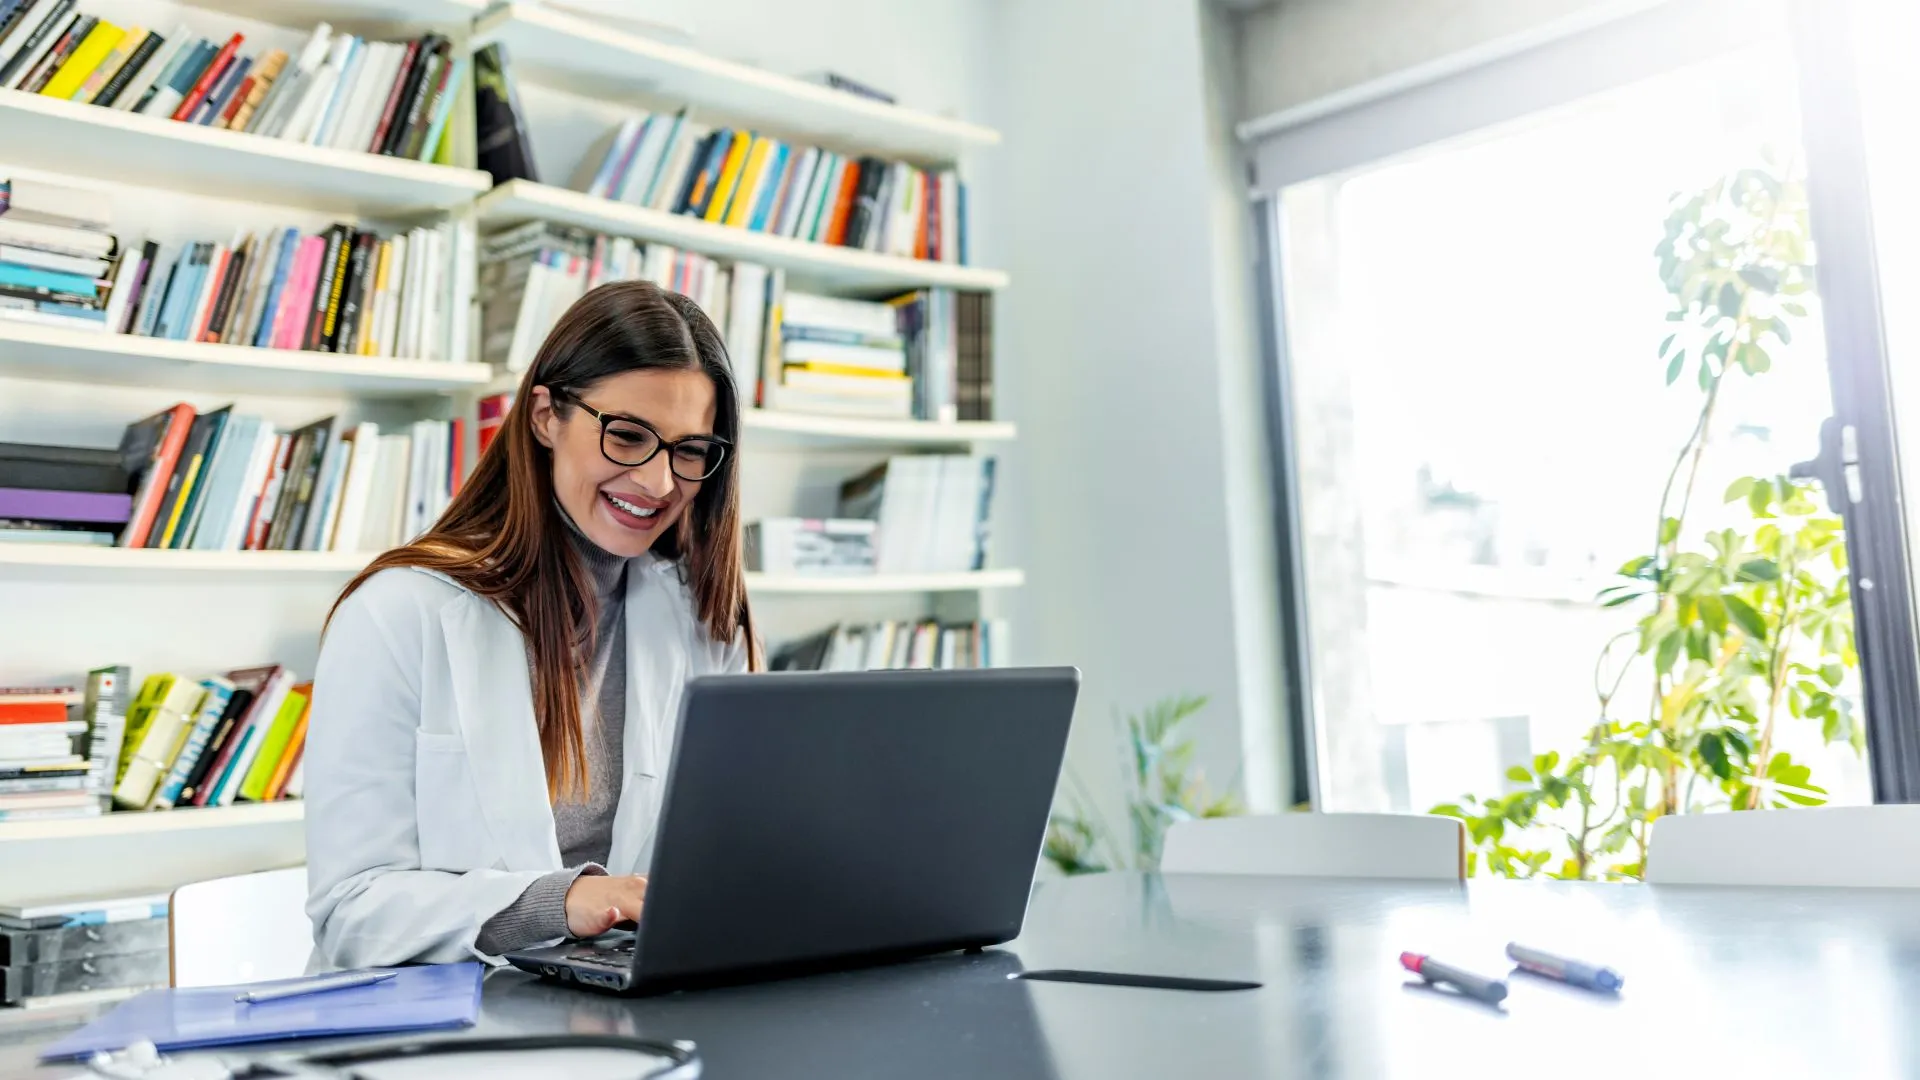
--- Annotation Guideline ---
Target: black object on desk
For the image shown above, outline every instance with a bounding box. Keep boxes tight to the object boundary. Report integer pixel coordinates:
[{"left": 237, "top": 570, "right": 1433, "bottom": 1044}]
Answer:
[{"left": 1012, "top": 969, "right": 1262, "bottom": 992}]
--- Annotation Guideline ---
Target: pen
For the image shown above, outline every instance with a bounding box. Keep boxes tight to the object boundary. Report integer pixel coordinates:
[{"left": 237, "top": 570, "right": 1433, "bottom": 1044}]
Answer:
[
  {"left": 1399, "top": 952, "right": 1508, "bottom": 1005},
  {"left": 1506, "top": 943, "right": 1623, "bottom": 993},
  {"left": 235, "top": 970, "right": 398, "bottom": 1003}
]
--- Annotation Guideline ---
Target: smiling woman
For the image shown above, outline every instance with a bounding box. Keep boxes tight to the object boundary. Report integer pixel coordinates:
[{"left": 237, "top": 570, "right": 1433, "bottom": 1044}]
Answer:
[{"left": 300, "top": 280, "right": 760, "bottom": 969}]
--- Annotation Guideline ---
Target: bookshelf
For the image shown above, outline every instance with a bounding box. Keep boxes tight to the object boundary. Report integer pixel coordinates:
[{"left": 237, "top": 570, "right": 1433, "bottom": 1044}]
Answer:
[
  {"left": 471, "top": 2, "right": 1001, "bottom": 162},
  {"left": 475, "top": 181, "right": 1009, "bottom": 293},
  {"left": 0, "top": 90, "right": 490, "bottom": 216},
  {"left": 0, "top": 322, "right": 492, "bottom": 398}
]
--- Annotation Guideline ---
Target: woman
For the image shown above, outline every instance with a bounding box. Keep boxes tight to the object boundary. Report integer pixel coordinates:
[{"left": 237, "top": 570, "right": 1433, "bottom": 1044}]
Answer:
[{"left": 305, "top": 281, "right": 756, "bottom": 968}]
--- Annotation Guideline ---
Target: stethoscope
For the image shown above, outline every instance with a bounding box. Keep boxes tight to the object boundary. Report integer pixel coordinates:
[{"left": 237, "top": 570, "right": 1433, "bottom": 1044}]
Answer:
[{"left": 82, "top": 1034, "right": 701, "bottom": 1079}]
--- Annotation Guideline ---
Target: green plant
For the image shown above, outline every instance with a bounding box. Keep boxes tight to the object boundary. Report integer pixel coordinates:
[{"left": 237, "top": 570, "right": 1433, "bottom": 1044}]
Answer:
[
  {"left": 1043, "top": 694, "right": 1243, "bottom": 875},
  {"left": 1431, "top": 152, "right": 1862, "bottom": 880}
]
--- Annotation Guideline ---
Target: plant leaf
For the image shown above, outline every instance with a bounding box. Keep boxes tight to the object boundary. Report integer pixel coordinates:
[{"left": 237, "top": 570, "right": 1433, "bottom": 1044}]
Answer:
[{"left": 1725, "top": 595, "right": 1769, "bottom": 639}]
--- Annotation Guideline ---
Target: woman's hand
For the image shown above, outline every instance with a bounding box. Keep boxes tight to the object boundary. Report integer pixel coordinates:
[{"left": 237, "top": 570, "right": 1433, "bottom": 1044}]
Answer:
[{"left": 564, "top": 874, "right": 648, "bottom": 938}]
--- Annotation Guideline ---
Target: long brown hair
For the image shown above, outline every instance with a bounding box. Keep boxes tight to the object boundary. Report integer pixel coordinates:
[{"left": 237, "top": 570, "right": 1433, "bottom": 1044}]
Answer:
[{"left": 330, "top": 280, "right": 756, "bottom": 797}]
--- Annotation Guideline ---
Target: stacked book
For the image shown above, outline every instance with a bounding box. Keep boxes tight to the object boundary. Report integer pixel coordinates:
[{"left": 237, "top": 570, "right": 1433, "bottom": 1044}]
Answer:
[
  {"left": 573, "top": 110, "right": 968, "bottom": 264},
  {"left": 111, "top": 666, "right": 308, "bottom": 812},
  {"left": 0, "top": 666, "right": 127, "bottom": 823},
  {"left": 837, "top": 454, "right": 996, "bottom": 574},
  {"left": 0, "top": 684, "right": 95, "bottom": 823},
  {"left": 109, "top": 404, "right": 463, "bottom": 553},
  {"left": 0, "top": 176, "right": 116, "bottom": 332},
  {"left": 771, "top": 619, "right": 1010, "bottom": 672},
  {"left": 0, "top": 10, "right": 466, "bottom": 165},
  {"left": 0, "top": 440, "right": 128, "bottom": 546},
  {"left": 744, "top": 518, "right": 876, "bottom": 575},
  {"left": 106, "top": 219, "right": 474, "bottom": 361},
  {"left": 765, "top": 291, "right": 910, "bottom": 419},
  {"left": 0, "top": 891, "right": 169, "bottom": 1008}
]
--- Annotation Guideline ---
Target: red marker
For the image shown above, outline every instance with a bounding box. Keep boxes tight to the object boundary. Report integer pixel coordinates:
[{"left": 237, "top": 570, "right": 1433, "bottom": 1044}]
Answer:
[{"left": 1400, "top": 952, "right": 1508, "bottom": 1005}]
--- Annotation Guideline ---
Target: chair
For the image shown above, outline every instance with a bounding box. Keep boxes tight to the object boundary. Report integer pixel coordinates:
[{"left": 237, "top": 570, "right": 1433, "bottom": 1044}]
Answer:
[
  {"left": 1647, "top": 806, "right": 1920, "bottom": 888},
  {"left": 169, "top": 866, "right": 311, "bottom": 987},
  {"left": 1159, "top": 812, "right": 1466, "bottom": 880}
]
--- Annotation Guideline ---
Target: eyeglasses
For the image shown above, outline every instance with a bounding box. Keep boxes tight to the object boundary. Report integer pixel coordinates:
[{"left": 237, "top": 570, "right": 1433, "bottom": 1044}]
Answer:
[{"left": 547, "top": 386, "right": 731, "bottom": 483}]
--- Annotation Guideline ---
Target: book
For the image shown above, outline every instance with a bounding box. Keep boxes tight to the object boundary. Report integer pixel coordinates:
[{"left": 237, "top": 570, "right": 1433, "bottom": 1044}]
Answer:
[
  {"left": 79, "top": 665, "right": 128, "bottom": 799},
  {"left": 116, "top": 403, "right": 193, "bottom": 549},
  {"left": 237, "top": 684, "right": 306, "bottom": 801},
  {"left": 0, "top": 2, "right": 74, "bottom": 89},
  {"left": 0, "top": 442, "right": 124, "bottom": 493},
  {"left": 159, "top": 405, "right": 231, "bottom": 548},
  {"left": 107, "top": 24, "right": 184, "bottom": 111},
  {"left": 110, "top": 676, "right": 204, "bottom": 808},
  {"left": 0, "top": 892, "right": 168, "bottom": 931},
  {"left": 41, "top": 18, "right": 121, "bottom": 100},
  {"left": 146, "top": 678, "right": 234, "bottom": 809},
  {"left": 193, "top": 665, "right": 287, "bottom": 807},
  {"left": 473, "top": 42, "right": 538, "bottom": 185},
  {"left": 174, "top": 682, "right": 252, "bottom": 807}
]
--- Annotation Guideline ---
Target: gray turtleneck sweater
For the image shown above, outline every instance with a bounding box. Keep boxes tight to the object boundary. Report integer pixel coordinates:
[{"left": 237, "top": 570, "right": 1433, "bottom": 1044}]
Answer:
[{"left": 474, "top": 518, "right": 630, "bottom": 954}]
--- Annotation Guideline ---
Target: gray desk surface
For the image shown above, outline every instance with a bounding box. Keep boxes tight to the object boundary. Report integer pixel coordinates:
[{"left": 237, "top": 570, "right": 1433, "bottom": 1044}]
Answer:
[{"left": 8, "top": 871, "right": 1920, "bottom": 1079}]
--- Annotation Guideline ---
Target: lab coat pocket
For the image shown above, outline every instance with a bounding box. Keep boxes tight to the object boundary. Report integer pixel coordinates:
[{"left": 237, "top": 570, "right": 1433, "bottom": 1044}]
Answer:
[{"left": 414, "top": 730, "right": 497, "bottom": 871}]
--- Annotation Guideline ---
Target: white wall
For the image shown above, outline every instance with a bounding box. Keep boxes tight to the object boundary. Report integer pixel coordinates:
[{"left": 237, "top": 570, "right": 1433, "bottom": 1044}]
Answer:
[
  {"left": 983, "top": 0, "right": 1286, "bottom": 837},
  {"left": 1237, "top": 0, "right": 1643, "bottom": 120}
]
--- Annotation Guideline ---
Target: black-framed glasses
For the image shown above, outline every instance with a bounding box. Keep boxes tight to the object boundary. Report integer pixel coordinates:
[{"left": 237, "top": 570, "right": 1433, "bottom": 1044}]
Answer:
[{"left": 548, "top": 386, "right": 730, "bottom": 482}]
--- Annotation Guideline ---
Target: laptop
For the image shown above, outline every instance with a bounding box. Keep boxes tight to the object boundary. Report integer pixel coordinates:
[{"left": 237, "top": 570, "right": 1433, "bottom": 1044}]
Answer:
[{"left": 505, "top": 666, "right": 1080, "bottom": 995}]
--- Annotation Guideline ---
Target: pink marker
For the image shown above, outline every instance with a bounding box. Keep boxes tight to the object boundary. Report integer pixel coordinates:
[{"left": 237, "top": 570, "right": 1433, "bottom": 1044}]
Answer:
[{"left": 1400, "top": 952, "right": 1508, "bottom": 1005}]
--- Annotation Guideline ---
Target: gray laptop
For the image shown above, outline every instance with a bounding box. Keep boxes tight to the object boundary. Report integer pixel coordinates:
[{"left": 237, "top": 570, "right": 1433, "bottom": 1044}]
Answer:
[{"left": 505, "top": 666, "right": 1080, "bottom": 995}]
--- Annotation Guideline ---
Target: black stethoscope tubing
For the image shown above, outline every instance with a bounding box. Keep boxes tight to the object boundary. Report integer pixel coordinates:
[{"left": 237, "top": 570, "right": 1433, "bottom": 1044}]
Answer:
[{"left": 288, "top": 1033, "right": 700, "bottom": 1078}]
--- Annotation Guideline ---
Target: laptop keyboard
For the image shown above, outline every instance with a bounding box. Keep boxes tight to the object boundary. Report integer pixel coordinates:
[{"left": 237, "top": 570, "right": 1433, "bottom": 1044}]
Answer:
[{"left": 565, "top": 938, "right": 636, "bottom": 969}]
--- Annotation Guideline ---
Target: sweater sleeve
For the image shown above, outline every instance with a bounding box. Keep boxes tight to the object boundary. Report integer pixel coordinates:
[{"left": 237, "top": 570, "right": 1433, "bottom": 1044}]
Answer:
[{"left": 475, "top": 864, "right": 605, "bottom": 956}]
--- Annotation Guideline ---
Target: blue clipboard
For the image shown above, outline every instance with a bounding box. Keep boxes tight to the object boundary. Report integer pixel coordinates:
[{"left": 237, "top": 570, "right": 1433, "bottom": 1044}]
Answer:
[{"left": 39, "top": 962, "right": 485, "bottom": 1061}]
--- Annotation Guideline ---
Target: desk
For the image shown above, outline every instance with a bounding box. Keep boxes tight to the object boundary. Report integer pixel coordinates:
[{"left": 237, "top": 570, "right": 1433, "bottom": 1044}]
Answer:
[{"left": 7, "top": 872, "right": 1920, "bottom": 1079}]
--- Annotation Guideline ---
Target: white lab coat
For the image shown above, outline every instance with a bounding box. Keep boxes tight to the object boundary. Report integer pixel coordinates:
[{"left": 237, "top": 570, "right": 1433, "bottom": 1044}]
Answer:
[{"left": 303, "top": 558, "right": 747, "bottom": 969}]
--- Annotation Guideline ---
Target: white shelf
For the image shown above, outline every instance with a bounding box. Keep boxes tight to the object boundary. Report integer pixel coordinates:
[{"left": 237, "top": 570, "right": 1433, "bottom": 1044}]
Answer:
[
  {"left": 0, "top": 802, "right": 306, "bottom": 907},
  {"left": 187, "top": 0, "right": 484, "bottom": 33},
  {"left": 476, "top": 181, "right": 1008, "bottom": 293},
  {"left": 0, "top": 545, "right": 369, "bottom": 580},
  {"left": 0, "top": 90, "right": 490, "bottom": 217},
  {"left": 747, "top": 569, "right": 1024, "bottom": 594},
  {"left": 0, "top": 321, "right": 493, "bottom": 397},
  {"left": 0, "top": 801, "right": 303, "bottom": 843},
  {"left": 740, "top": 410, "right": 1016, "bottom": 448},
  {"left": 472, "top": 2, "right": 1000, "bottom": 163}
]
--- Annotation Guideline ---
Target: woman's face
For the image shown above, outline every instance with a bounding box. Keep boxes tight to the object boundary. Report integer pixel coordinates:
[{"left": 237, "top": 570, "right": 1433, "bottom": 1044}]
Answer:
[{"left": 531, "top": 368, "right": 720, "bottom": 558}]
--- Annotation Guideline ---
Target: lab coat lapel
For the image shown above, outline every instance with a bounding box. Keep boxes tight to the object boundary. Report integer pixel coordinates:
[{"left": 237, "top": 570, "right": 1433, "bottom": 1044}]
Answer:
[
  {"left": 605, "top": 559, "right": 687, "bottom": 875},
  {"left": 439, "top": 593, "right": 563, "bottom": 871}
]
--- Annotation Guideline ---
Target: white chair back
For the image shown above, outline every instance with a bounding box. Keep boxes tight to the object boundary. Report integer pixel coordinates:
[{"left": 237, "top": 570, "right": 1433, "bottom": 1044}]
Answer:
[
  {"left": 1647, "top": 806, "right": 1920, "bottom": 888},
  {"left": 1160, "top": 812, "right": 1465, "bottom": 880},
  {"left": 170, "top": 866, "right": 311, "bottom": 987}
]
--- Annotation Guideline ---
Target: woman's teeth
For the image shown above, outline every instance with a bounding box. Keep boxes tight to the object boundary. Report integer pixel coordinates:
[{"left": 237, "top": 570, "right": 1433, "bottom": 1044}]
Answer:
[{"left": 606, "top": 493, "right": 658, "bottom": 517}]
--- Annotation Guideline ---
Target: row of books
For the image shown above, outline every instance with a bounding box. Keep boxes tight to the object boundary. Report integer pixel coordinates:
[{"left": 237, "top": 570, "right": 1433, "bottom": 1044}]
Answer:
[
  {"left": 838, "top": 454, "right": 997, "bottom": 574},
  {"left": 1, "top": 892, "right": 169, "bottom": 1008},
  {"left": 771, "top": 619, "right": 1011, "bottom": 672},
  {"left": 0, "top": 664, "right": 305, "bottom": 823},
  {"left": 0, "top": 405, "right": 462, "bottom": 551},
  {"left": 111, "top": 666, "right": 308, "bottom": 812},
  {"left": 0, "top": 176, "right": 474, "bottom": 361},
  {"left": 478, "top": 222, "right": 995, "bottom": 423},
  {"left": 481, "top": 222, "right": 742, "bottom": 375},
  {"left": 0, "top": 7, "right": 462, "bottom": 164},
  {"left": 100, "top": 220, "right": 474, "bottom": 361},
  {"left": 745, "top": 517, "right": 877, "bottom": 575},
  {"left": 569, "top": 110, "right": 968, "bottom": 265}
]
